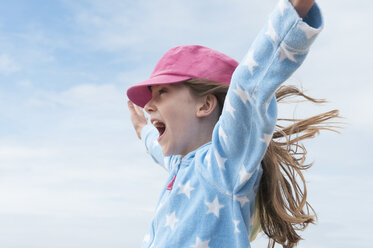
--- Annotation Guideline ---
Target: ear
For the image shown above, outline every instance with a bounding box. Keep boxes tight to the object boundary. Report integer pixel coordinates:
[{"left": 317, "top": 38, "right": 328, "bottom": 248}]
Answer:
[{"left": 195, "top": 94, "right": 218, "bottom": 118}]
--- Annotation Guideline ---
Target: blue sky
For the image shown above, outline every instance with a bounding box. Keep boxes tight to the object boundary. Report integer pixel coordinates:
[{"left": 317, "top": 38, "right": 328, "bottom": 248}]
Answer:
[{"left": 0, "top": 0, "right": 372, "bottom": 247}]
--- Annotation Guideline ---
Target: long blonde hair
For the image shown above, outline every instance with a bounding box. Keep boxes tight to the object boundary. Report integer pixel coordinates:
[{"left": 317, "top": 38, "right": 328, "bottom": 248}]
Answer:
[{"left": 183, "top": 78, "right": 341, "bottom": 247}]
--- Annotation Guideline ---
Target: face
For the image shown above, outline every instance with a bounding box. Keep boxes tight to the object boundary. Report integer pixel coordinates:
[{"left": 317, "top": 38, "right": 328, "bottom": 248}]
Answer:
[{"left": 144, "top": 84, "right": 201, "bottom": 156}]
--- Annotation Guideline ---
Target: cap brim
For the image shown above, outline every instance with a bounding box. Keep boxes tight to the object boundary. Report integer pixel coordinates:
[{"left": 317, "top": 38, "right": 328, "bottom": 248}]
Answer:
[{"left": 127, "top": 74, "right": 192, "bottom": 108}]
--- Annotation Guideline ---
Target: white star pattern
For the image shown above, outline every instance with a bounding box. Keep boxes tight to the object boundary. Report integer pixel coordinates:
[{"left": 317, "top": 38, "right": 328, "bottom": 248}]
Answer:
[
  {"left": 278, "top": 0, "right": 289, "bottom": 15},
  {"left": 239, "top": 166, "right": 253, "bottom": 185},
  {"left": 234, "top": 195, "right": 250, "bottom": 207},
  {"left": 242, "top": 50, "right": 258, "bottom": 75},
  {"left": 191, "top": 237, "right": 210, "bottom": 248},
  {"left": 233, "top": 219, "right": 241, "bottom": 233},
  {"left": 178, "top": 180, "right": 195, "bottom": 199},
  {"left": 219, "top": 125, "right": 228, "bottom": 145},
  {"left": 214, "top": 150, "right": 227, "bottom": 170},
  {"left": 261, "top": 132, "right": 273, "bottom": 146},
  {"left": 164, "top": 211, "right": 179, "bottom": 230},
  {"left": 298, "top": 22, "right": 320, "bottom": 39},
  {"left": 234, "top": 85, "right": 251, "bottom": 104},
  {"left": 266, "top": 20, "right": 279, "bottom": 44},
  {"left": 206, "top": 196, "right": 224, "bottom": 218},
  {"left": 279, "top": 42, "right": 298, "bottom": 63},
  {"left": 225, "top": 99, "right": 236, "bottom": 119}
]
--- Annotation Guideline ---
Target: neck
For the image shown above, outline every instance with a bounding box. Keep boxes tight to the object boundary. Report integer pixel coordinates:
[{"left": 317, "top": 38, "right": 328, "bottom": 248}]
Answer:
[
  {"left": 181, "top": 115, "right": 217, "bottom": 157},
  {"left": 181, "top": 134, "right": 212, "bottom": 157}
]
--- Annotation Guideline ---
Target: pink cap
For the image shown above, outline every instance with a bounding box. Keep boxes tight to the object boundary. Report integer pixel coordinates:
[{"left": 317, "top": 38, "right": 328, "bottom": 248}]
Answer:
[{"left": 126, "top": 45, "right": 238, "bottom": 107}]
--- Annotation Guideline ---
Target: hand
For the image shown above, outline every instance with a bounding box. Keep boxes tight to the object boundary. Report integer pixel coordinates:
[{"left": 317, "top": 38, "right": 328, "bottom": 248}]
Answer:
[
  {"left": 290, "top": 0, "right": 315, "bottom": 19},
  {"left": 128, "top": 100, "right": 148, "bottom": 140}
]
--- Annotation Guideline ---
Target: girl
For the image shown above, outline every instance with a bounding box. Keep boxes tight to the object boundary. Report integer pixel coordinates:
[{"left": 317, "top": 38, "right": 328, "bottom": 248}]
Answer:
[{"left": 127, "top": 0, "right": 339, "bottom": 247}]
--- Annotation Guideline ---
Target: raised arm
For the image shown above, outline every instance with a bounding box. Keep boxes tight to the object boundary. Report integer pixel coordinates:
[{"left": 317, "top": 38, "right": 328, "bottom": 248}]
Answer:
[
  {"left": 128, "top": 100, "right": 167, "bottom": 170},
  {"left": 128, "top": 100, "right": 147, "bottom": 140},
  {"left": 201, "top": 0, "right": 323, "bottom": 193}
]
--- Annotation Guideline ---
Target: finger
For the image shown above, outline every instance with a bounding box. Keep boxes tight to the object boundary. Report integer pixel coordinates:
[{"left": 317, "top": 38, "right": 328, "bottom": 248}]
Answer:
[
  {"left": 128, "top": 101, "right": 142, "bottom": 120},
  {"left": 128, "top": 100, "right": 142, "bottom": 115},
  {"left": 134, "top": 104, "right": 146, "bottom": 117},
  {"left": 127, "top": 100, "right": 137, "bottom": 114},
  {"left": 128, "top": 100, "right": 148, "bottom": 127},
  {"left": 127, "top": 100, "right": 134, "bottom": 110}
]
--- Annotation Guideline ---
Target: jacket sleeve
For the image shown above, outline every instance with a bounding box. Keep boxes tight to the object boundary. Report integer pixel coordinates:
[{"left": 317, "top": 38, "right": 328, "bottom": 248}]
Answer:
[
  {"left": 199, "top": 0, "right": 323, "bottom": 194},
  {"left": 141, "top": 124, "right": 172, "bottom": 172}
]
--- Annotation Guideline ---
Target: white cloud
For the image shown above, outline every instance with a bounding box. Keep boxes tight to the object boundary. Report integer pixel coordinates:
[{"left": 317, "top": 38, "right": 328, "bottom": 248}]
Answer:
[
  {"left": 25, "top": 83, "right": 125, "bottom": 115},
  {"left": 0, "top": 54, "right": 20, "bottom": 75},
  {"left": 17, "top": 79, "right": 33, "bottom": 88},
  {"left": 0, "top": 80, "right": 166, "bottom": 221},
  {"left": 0, "top": 136, "right": 166, "bottom": 218},
  {"left": 340, "top": 87, "right": 373, "bottom": 127},
  {"left": 50, "top": 83, "right": 122, "bottom": 108},
  {"left": 65, "top": 0, "right": 269, "bottom": 56},
  {"left": 0, "top": 145, "right": 55, "bottom": 160}
]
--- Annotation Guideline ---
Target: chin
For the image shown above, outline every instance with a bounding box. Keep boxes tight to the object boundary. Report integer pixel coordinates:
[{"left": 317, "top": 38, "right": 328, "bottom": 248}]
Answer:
[
  {"left": 161, "top": 146, "right": 172, "bottom": 157},
  {"left": 162, "top": 150, "right": 171, "bottom": 156},
  {"left": 161, "top": 145, "right": 180, "bottom": 157}
]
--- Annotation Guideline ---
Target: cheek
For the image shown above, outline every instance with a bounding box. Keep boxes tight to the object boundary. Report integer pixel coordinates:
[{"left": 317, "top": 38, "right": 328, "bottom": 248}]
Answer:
[
  {"left": 164, "top": 91, "right": 198, "bottom": 135},
  {"left": 172, "top": 111, "right": 197, "bottom": 138},
  {"left": 165, "top": 108, "right": 190, "bottom": 130}
]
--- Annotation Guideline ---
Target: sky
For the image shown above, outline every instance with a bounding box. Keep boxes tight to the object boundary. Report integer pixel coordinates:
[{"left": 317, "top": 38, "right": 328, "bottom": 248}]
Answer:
[{"left": 0, "top": 0, "right": 372, "bottom": 247}]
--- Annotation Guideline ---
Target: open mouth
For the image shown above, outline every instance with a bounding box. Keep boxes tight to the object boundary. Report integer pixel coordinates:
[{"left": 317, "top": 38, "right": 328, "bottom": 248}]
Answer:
[{"left": 152, "top": 120, "right": 166, "bottom": 141}]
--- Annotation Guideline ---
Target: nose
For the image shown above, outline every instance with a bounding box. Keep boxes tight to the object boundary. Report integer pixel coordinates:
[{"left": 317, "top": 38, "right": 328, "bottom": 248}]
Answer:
[{"left": 144, "top": 98, "right": 156, "bottom": 114}]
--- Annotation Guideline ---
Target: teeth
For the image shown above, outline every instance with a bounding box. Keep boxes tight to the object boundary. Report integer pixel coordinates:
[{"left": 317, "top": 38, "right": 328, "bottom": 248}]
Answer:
[{"left": 152, "top": 120, "right": 165, "bottom": 127}]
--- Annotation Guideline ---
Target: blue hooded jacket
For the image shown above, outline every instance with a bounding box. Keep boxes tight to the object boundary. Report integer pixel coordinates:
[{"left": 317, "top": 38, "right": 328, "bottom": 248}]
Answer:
[{"left": 140, "top": 1, "right": 323, "bottom": 247}]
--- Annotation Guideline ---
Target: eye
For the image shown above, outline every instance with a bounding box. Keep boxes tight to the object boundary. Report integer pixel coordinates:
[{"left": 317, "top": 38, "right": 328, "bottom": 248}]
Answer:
[{"left": 158, "top": 88, "right": 168, "bottom": 95}]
